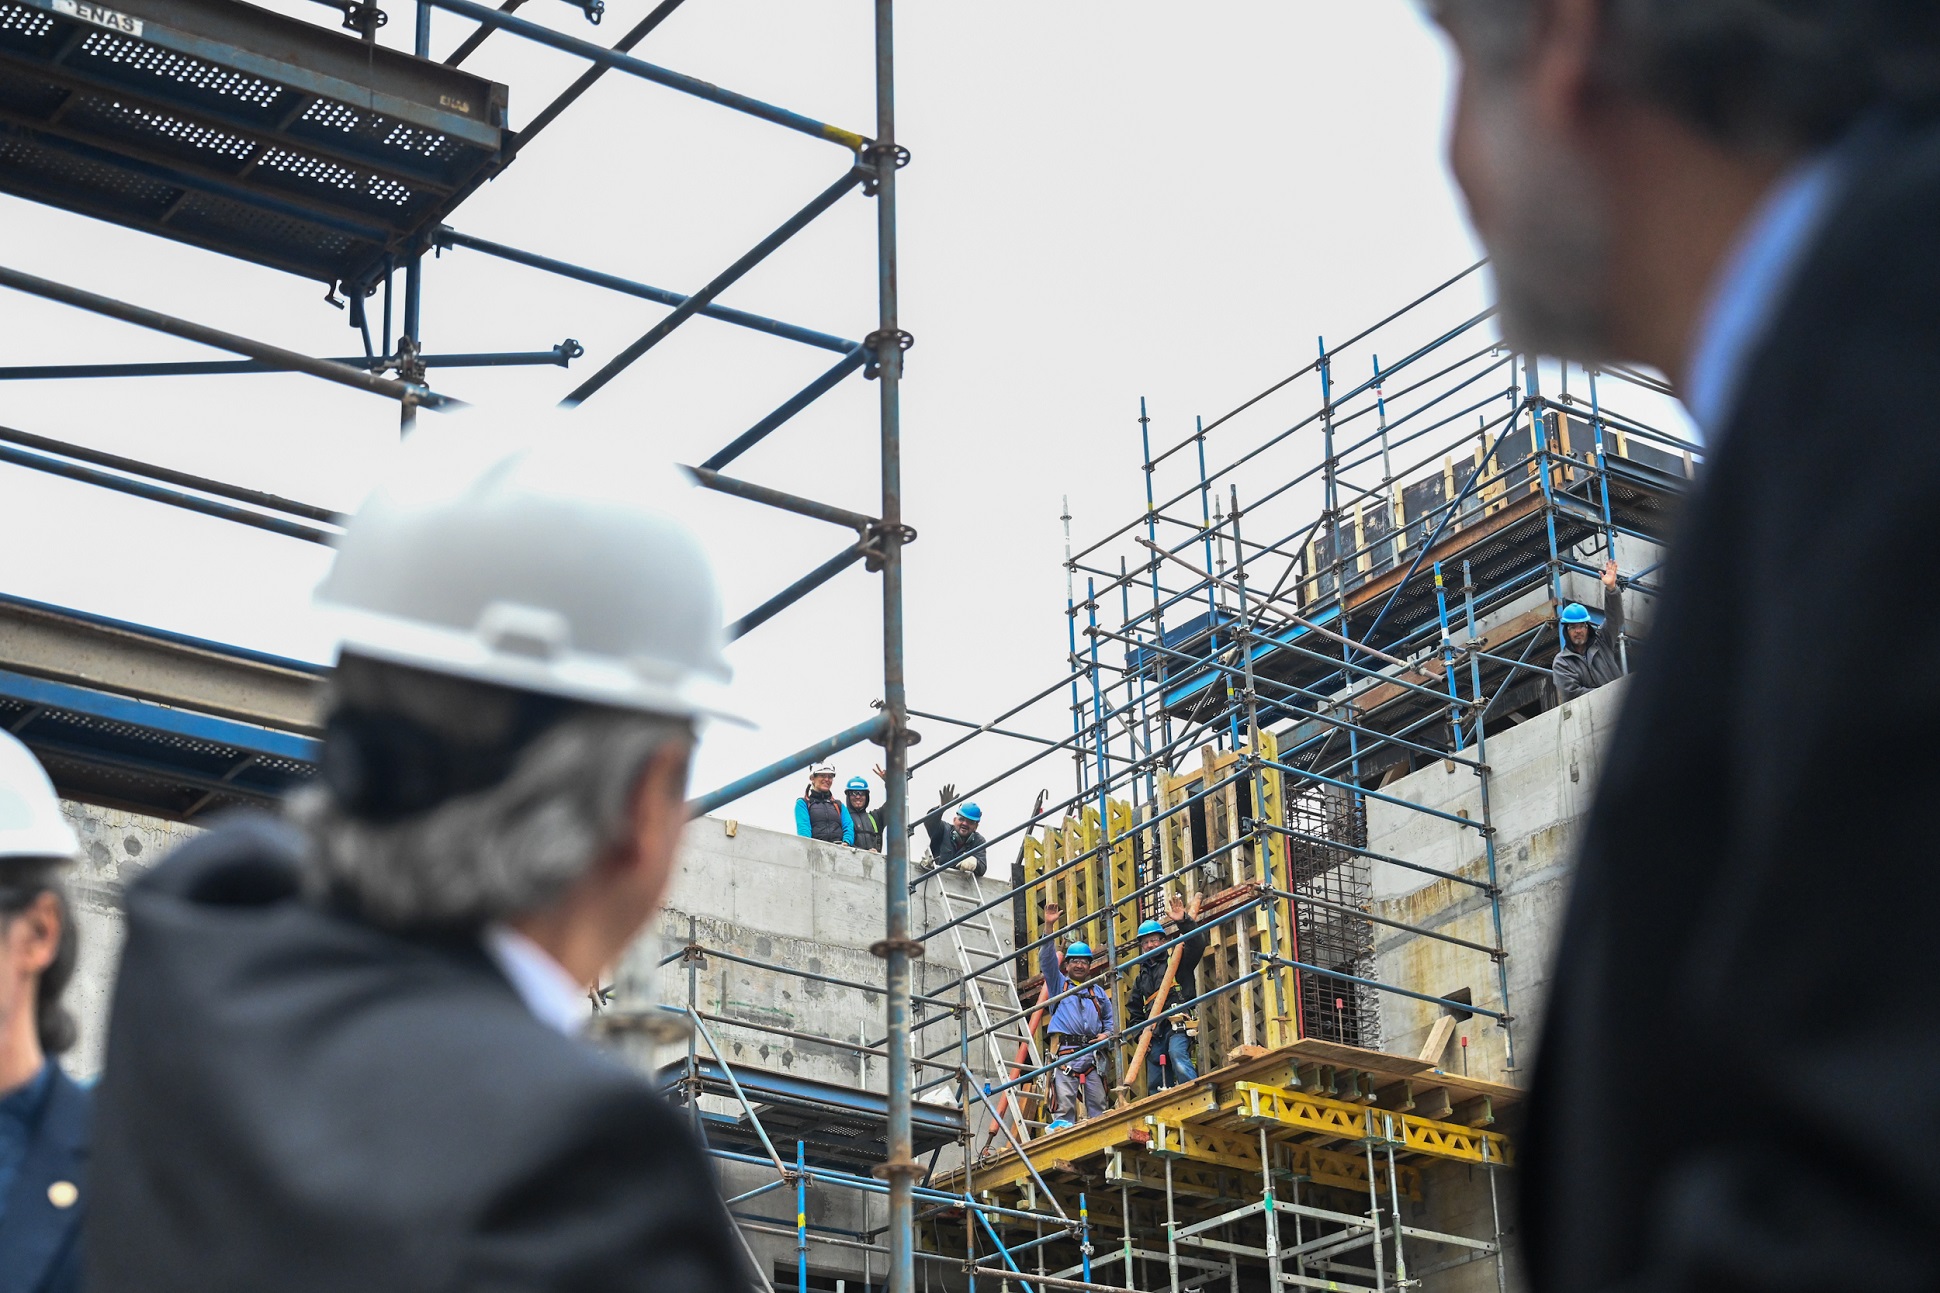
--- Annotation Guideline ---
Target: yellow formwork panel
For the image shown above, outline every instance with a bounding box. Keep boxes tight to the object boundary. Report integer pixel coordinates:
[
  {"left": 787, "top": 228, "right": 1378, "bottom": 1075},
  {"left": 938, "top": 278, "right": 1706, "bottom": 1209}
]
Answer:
[
  {"left": 1077, "top": 808, "right": 1107, "bottom": 953},
  {"left": 1020, "top": 800, "right": 1138, "bottom": 974},
  {"left": 1107, "top": 797, "right": 1139, "bottom": 950},
  {"left": 1252, "top": 729, "right": 1300, "bottom": 1050},
  {"left": 1157, "top": 768, "right": 1203, "bottom": 905},
  {"left": 1020, "top": 833, "right": 1048, "bottom": 953}
]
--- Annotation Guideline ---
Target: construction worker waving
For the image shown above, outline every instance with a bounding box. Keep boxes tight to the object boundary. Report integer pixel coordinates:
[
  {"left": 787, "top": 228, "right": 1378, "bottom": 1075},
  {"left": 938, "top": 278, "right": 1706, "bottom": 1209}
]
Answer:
[{"left": 1038, "top": 901, "right": 1114, "bottom": 1129}]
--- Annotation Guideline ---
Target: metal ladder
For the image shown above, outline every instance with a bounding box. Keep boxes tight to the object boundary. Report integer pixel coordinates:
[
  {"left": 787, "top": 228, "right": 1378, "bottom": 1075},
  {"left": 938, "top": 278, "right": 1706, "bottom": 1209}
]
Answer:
[{"left": 928, "top": 861, "right": 1044, "bottom": 1146}]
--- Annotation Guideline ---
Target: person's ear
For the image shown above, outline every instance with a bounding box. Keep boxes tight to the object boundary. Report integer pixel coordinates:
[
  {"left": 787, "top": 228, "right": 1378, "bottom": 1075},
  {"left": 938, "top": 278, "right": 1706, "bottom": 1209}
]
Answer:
[
  {"left": 638, "top": 744, "right": 691, "bottom": 820},
  {"left": 13, "top": 891, "right": 61, "bottom": 976},
  {"left": 1528, "top": 0, "right": 1602, "bottom": 141},
  {"left": 618, "top": 742, "right": 693, "bottom": 876}
]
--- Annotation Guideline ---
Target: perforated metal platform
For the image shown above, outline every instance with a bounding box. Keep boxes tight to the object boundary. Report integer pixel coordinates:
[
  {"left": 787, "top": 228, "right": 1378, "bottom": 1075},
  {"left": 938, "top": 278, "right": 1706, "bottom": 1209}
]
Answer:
[
  {"left": 0, "top": 0, "right": 506, "bottom": 288},
  {"left": 0, "top": 667, "right": 318, "bottom": 820}
]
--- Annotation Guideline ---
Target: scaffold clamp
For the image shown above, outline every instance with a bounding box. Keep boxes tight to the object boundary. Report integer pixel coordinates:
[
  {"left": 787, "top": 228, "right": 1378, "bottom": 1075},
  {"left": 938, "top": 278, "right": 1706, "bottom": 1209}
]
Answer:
[
  {"left": 871, "top": 1156, "right": 925, "bottom": 1181},
  {"left": 861, "top": 142, "right": 912, "bottom": 194},
  {"left": 860, "top": 519, "right": 918, "bottom": 572},
  {"left": 862, "top": 329, "right": 915, "bottom": 379},
  {"left": 337, "top": 0, "right": 387, "bottom": 33},
  {"left": 869, "top": 936, "right": 926, "bottom": 960}
]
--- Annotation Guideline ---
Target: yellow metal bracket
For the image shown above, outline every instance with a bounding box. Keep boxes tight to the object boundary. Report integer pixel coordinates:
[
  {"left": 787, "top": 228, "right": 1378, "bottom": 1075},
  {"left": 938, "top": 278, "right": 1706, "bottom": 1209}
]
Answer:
[
  {"left": 1145, "top": 1117, "right": 1422, "bottom": 1201},
  {"left": 1229, "top": 1082, "right": 1512, "bottom": 1168}
]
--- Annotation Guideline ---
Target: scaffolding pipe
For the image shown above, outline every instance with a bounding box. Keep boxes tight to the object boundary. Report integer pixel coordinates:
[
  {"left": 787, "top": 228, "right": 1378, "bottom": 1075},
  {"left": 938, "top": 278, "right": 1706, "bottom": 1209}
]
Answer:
[
  {"left": 426, "top": 0, "right": 868, "bottom": 149},
  {"left": 0, "top": 265, "right": 448, "bottom": 408}
]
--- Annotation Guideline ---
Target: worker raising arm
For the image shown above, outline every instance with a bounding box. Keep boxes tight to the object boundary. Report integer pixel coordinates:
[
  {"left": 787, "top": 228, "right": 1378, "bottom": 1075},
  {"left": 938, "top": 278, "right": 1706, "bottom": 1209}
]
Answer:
[
  {"left": 1037, "top": 901, "right": 1114, "bottom": 1130},
  {"left": 1552, "top": 559, "right": 1626, "bottom": 701},
  {"left": 922, "top": 784, "right": 988, "bottom": 876}
]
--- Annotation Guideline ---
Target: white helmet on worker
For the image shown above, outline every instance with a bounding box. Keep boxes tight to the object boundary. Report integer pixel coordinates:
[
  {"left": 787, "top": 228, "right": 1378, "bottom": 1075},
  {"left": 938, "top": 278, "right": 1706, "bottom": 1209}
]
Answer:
[
  {"left": 315, "top": 409, "right": 741, "bottom": 724},
  {"left": 0, "top": 730, "right": 78, "bottom": 861},
  {"left": 810, "top": 764, "right": 837, "bottom": 778}
]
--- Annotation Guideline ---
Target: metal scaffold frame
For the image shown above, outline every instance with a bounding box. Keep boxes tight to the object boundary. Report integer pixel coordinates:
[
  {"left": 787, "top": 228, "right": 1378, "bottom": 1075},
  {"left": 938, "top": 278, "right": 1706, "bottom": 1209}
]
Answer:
[
  {"left": 559, "top": 267, "right": 1696, "bottom": 1293},
  {"left": 865, "top": 264, "right": 1699, "bottom": 1290},
  {"left": 0, "top": 0, "right": 926, "bottom": 1287}
]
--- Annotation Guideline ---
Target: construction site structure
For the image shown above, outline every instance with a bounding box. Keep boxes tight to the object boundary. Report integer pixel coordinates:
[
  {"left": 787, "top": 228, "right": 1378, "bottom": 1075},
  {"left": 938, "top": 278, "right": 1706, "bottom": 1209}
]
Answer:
[
  {"left": 853, "top": 264, "right": 1697, "bottom": 1293},
  {"left": 594, "top": 259, "right": 1687, "bottom": 1291},
  {"left": 0, "top": 1, "right": 1705, "bottom": 1289},
  {"left": 0, "top": 0, "right": 934, "bottom": 1285}
]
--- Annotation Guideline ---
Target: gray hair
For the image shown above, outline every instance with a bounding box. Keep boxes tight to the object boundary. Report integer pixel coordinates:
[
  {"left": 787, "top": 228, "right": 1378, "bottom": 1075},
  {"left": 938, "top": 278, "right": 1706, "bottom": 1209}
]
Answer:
[
  {"left": 1434, "top": 1, "right": 1940, "bottom": 151},
  {"left": 292, "top": 656, "right": 691, "bottom": 929}
]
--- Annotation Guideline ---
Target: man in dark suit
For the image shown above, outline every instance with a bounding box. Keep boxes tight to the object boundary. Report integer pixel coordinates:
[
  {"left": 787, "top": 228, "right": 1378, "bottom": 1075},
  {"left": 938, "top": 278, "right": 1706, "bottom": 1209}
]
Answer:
[
  {"left": 1428, "top": 2, "right": 1940, "bottom": 1289},
  {"left": 0, "top": 729, "right": 86, "bottom": 1293},
  {"left": 89, "top": 423, "right": 753, "bottom": 1291}
]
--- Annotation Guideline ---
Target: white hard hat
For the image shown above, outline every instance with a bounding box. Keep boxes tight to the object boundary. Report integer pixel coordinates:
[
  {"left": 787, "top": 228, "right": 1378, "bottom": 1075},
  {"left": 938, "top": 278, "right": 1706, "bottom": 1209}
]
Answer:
[
  {"left": 315, "top": 409, "right": 742, "bottom": 723},
  {"left": 0, "top": 731, "right": 78, "bottom": 861},
  {"left": 809, "top": 764, "right": 836, "bottom": 777}
]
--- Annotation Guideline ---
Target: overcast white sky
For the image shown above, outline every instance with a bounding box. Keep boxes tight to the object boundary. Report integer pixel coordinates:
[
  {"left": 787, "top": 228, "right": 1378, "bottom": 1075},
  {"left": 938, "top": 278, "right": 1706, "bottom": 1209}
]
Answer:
[{"left": 0, "top": 1, "right": 1526, "bottom": 837}]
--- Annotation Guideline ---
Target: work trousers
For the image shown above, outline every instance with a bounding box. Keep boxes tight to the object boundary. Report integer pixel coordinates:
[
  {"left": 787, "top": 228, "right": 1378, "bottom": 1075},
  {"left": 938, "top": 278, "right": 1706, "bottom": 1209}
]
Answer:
[
  {"left": 1051, "top": 1064, "right": 1107, "bottom": 1124},
  {"left": 1145, "top": 1029, "right": 1197, "bottom": 1091}
]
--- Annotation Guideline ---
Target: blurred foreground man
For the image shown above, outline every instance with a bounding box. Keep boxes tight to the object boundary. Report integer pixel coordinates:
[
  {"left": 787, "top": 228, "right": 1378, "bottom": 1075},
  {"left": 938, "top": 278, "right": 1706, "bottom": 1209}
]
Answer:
[
  {"left": 1429, "top": 2, "right": 1940, "bottom": 1289},
  {"left": 0, "top": 732, "right": 85, "bottom": 1293},
  {"left": 89, "top": 424, "right": 749, "bottom": 1292}
]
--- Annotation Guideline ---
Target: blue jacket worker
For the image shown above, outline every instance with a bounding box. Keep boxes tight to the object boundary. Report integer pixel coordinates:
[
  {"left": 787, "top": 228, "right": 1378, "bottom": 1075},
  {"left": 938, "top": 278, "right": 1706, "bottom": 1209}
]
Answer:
[
  {"left": 922, "top": 784, "right": 988, "bottom": 876},
  {"left": 795, "top": 764, "right": 854, "bottom": 846},
  {"left": 0, "top": 730, "right": 88, "bottom": 1293},
  {"left": 1037, "top": 901, "right": 1114, "bottom": 1130}
]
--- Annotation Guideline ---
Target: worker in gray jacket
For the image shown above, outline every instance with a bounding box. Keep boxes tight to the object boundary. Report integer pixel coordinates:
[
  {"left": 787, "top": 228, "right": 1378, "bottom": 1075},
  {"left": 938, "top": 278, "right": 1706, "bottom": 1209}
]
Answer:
[{"left": 1552, "top": 559, "right": 1626, "bottom": 701}]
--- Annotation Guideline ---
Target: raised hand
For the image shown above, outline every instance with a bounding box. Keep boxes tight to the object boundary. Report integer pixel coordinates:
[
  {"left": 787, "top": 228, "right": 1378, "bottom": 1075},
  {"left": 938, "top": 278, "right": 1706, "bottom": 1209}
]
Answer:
[
  {"left": 939, "top": 782, "right": 956, "bottom": 806},
  {"left": 1044, "top": 901, "right": 1062, "bottom": 928}
]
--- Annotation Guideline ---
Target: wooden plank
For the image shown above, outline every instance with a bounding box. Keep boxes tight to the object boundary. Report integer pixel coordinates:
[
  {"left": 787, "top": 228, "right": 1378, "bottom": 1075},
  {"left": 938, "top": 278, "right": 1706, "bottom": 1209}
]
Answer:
[
  {"left": 1417, "top": 1015, "right": 1457, "bottom": 1066},
  {"left": 1284, "top": 1037, "right": 1433, "bottom": 1077}
]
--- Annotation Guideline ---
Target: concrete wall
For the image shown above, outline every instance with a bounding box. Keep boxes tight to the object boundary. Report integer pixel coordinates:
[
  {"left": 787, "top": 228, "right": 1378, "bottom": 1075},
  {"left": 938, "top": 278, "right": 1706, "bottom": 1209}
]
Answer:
[
  {"left": 1365, "top": 676, "right": 1626, "bottom": 1088},
  {"left": 622, "top": 818, "right": 1011, "bottom": 1288},
  {"left": 1338, "top": 680, "right": 1625, "bottom": 1293},
  {"left": 58, "top": 801, "right": 199, "bottom": 1079}
]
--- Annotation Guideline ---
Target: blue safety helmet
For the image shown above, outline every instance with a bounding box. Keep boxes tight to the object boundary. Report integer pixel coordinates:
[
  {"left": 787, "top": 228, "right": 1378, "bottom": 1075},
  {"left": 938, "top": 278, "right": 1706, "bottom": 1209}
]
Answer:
[
  {"left": 1064, "top": 942, "right": 1093, "bottom": 960},
  {"left": 958, "top": 802, "right": 982, "bottom": 823},
  {"left": 1559, "top": 602, "right": 1592, "bottom": 625},
  {"left": 1137, "top": 919, "right": 1166, "bottom": 939},
  {"left": 846, "top": 776, "right": 870, "bottom": 793}
]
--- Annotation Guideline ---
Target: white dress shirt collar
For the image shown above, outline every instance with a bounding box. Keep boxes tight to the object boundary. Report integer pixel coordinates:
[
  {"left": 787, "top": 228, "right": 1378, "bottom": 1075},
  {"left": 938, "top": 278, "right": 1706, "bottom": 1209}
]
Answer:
[{"left": 481, "top": 923, "right": 590, "bottom": 1036}]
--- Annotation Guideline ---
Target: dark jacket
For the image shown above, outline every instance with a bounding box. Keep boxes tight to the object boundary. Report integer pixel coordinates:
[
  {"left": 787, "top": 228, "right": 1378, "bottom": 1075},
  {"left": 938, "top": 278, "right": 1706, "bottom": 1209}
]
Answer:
[
  {"left": 0, "top": 1064, "right": 87, "bottom": 1293},
  {"left": 922, "top": 807, "right": 987, "bottom": 876},
  {"left": 1523, "top": 121, "right": 1940, "bottom": 1293},
  {"left": 849, "top": 803, "right": 883, "bottom": 852},
  {"left": 1126, "top": 914, "right": 1207, "bottom": 1039},
  {"left": 87, "top": 814, "right": 746, "bottom": 1293},
  {"left": 1550, "top": 581, "right": 1625, "bottom": 700}
]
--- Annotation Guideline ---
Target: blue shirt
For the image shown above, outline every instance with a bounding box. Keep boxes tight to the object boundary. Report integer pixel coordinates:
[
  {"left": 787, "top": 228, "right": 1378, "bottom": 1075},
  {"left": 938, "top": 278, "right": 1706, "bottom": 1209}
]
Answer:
[
  {"left": 0, "top": 1060, "right": 53, "bottom": 1228},
  {"left": 1039, "top": 939, "right": 1114, "bottom": 1042},
  {"left": 1685, "top": 133, "right": 1867, "bottom": 437}
]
